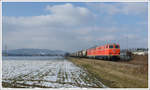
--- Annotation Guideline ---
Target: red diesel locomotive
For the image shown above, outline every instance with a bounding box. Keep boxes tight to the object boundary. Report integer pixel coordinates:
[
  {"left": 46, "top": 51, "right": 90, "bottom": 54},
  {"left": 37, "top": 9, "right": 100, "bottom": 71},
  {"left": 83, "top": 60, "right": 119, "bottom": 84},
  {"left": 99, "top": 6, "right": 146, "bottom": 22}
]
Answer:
[
  {"left": 87, "top": 43, "right": 120, "bottom": 60},
  {"left": 71, "top": 43, "right": 120, "bottom": 60}
]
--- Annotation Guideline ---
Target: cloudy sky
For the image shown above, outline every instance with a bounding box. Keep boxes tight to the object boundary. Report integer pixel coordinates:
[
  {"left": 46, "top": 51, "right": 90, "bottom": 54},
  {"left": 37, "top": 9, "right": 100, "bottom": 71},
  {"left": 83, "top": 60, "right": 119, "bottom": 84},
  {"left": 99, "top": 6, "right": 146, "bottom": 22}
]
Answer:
[{"left": 2, "top": 2, "right": 148, "bottom": 52}]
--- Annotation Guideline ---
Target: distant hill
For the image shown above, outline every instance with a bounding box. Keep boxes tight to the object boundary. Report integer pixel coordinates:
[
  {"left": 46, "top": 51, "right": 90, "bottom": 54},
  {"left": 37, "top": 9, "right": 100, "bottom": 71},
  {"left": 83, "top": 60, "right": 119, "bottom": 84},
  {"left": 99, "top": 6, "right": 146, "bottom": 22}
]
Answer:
[{"left": 2, "top": 48, "right": 67, "bottom": 56}]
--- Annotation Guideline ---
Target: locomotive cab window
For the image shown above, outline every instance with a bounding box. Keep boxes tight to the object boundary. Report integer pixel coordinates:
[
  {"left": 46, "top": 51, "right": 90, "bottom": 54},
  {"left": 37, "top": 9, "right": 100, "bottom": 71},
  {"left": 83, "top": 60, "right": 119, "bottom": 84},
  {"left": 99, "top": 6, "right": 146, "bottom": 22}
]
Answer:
[
  {"left": 106, "top": 45, "right": 108, "bottom": 48},
  {"left": 115, "top": 45, "right": 119, "bottom": 48},
  {"left": 109, "top": 45, "right": 113, "bottom": 48}
]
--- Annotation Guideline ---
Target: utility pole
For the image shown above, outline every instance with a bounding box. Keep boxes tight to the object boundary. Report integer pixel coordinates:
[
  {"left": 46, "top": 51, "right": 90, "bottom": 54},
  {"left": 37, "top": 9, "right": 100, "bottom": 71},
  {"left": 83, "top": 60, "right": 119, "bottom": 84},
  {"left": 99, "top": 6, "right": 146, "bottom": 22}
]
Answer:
[
  {"left": 127, "top": 30, "right": 128, "bottom": 51},
  {"left": 4, "top": 44, "right": 8, "bottom": 56}
]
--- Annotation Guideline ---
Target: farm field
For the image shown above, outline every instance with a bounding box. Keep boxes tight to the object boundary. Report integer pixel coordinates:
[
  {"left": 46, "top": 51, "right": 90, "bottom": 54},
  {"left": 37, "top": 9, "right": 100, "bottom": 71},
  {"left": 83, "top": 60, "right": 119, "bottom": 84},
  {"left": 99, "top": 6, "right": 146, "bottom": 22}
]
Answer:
[
  {"left": 2, "top": 56, "right": 106, "bottom": 88},
  {"left": 67, "top": 55, "right": 148, "bottom": 88}
]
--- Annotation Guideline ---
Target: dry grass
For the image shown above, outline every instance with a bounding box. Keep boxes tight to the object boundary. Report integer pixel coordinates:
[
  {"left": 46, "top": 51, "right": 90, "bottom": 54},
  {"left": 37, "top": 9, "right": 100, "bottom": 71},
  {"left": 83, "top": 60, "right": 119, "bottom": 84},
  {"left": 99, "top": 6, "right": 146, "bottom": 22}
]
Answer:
[{"left": 67, "top": 55, "right": 148, "bottom": 88}]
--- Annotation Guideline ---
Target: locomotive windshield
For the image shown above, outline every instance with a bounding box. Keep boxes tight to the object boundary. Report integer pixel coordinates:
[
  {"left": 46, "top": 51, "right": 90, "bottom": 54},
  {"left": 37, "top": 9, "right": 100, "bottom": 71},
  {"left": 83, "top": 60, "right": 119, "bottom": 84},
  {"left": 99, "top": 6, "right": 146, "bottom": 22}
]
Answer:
[
  {"left": 109, "top": 45, "right": 113, "bottom": 48},
  {"left": 115, "top": 45, "right": 119, "bottom": 48}
]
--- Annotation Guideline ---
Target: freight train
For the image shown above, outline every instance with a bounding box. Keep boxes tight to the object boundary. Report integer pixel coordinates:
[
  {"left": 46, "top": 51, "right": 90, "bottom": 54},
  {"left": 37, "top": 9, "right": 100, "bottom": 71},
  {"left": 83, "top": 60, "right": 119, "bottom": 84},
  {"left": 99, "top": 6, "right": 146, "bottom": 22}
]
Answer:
[{"left": 70, "top": 43, "right": 120, "bottom": 60}]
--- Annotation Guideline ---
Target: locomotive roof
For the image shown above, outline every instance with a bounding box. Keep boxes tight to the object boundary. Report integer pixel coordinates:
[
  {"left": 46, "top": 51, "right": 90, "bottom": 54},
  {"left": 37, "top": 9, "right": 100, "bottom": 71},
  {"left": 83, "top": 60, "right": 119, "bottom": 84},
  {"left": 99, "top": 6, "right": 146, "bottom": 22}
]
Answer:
[
  {"left": 72, "top": 43, "right": 120, "bottom": 54},
  {"left": 88, "top": 43, "right": 119, "bottom": 49}
]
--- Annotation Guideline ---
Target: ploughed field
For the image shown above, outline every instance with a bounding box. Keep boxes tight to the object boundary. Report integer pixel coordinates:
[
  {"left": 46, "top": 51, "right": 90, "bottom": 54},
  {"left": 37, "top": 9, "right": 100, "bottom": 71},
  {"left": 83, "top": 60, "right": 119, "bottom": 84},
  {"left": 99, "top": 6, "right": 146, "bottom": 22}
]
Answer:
[{"left": 2, "top": 56, "right": 106, "bottom": 88}]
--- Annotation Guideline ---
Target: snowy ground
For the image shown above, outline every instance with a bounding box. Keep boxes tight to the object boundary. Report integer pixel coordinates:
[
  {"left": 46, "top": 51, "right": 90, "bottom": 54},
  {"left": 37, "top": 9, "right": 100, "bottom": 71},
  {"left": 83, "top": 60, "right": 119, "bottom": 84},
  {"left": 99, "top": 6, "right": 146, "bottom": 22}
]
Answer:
[{"left": 2, "top": 57, "right": 105, "bottom": 88}]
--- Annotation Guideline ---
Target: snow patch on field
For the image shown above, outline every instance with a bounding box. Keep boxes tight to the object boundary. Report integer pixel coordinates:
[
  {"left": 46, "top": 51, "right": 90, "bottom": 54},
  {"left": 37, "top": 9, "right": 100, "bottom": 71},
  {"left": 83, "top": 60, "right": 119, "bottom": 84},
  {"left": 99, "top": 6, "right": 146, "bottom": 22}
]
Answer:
[{"left": 3, "top": 57, "right": 106, "bottom": 88}]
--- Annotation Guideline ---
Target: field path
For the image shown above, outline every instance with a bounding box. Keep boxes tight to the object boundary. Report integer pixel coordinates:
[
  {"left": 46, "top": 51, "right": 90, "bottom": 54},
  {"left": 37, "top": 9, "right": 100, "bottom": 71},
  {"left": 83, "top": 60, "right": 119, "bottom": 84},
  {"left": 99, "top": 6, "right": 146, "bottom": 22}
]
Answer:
[{"left": 2, "top": 57, "right": 106, "bottom": 88}]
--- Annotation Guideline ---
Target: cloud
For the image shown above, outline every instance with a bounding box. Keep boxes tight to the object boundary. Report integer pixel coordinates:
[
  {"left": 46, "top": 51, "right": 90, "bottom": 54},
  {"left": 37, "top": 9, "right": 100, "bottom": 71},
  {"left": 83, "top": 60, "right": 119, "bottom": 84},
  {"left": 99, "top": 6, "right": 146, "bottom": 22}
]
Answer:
[
  {"left": 87, "top": 3, "right": 147, "bottom": 15},
  {"left": 3, "top": 3, "right": 148, "bottom": 52},
  {"left": 46, "top": 3, "right": 90, "bottom": 16},
  {"left": 3, "top": 3, "right": 96, "bottom": 51},
  {"left": 3, "top": 4, "right": 95, "bottom": 29}
]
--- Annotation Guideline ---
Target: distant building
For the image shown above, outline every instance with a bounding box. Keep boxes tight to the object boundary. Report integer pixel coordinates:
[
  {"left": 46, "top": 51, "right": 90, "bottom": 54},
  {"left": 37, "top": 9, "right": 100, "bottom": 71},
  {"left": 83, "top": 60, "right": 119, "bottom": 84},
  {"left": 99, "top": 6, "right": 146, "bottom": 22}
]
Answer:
[
  {"left": 131, "top": 48, "right": 148, "bottom": 55},
  {"left": 132, "top": 50, "right": 148, "bottom": 56}
]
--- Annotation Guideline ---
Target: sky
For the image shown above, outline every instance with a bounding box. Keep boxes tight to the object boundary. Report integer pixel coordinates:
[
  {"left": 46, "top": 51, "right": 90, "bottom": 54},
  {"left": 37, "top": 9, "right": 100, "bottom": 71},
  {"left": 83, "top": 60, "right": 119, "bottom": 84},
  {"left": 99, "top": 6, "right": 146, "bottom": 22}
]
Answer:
[{"left": 2, "top": 2, "right": 148, "bottom": 52}]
